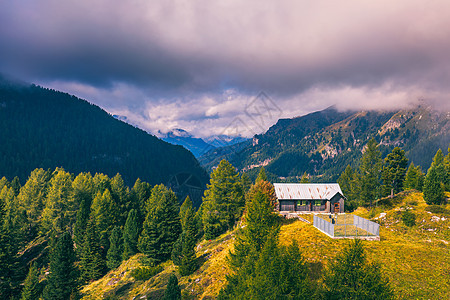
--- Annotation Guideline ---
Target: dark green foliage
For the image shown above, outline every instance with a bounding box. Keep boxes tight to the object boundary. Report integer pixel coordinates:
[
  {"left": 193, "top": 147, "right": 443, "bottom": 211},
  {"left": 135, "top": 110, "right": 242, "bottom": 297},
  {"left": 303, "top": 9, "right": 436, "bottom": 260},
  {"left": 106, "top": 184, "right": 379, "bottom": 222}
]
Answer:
[
  {"left": 122, "top": 209, "right": 139, "bottom": 260},
  {"left": 80, "top": 217, "right": 106, "bottom": 283},
  {"left": 359, "top": 139, "right": 383, "bottom": 206},
  {"left": 163, "top": 274, "right": 181, "bottom": 300},
  {"left": 426, "top": 205, "right": 450, "bottom": 215},
  {"left": 256, "top": 167, "right": 268, "bottom": 182},
  {"left": 178, "top": 197, "right": 198, "bottom": 276},
  {"left": 74, "top": 199, "right": 91, "bottom": 253},
  {"left": 240, "top": 173, "right": 252, "bottom": 194},
  {"left": 381, "top": 147, "right": 408, "bottom": 196},
  {"left": 107, "top": 226, "right": 123, "bottom": 270},
  {"left": 138, "top": 185, "right": 182, "bottom": 264},
  {"left": 404, "top": 163, "right": 423, "bottom": 191},
  {"left": 20, "top": 263, "right": 41, "bottom": 300},
  {"left": 130, "top": 265, "right": 163, "bottom": 281},
  {"left": 202, "top": 160, "right": 245, "bottom": 239},
  {"left": 322, "top": 239, "right": 393, "bottom": 300},
  {"left": 338, "top": 165, "right": 362, "bottom": 212},
  {"left": 0, "top": 78, "right": 208, "bottom": 188},
  {"left": 402, "top": 210, "right": 416, "bottom": 227},
  {"left": 221, "top": 234, "right": 311, "bottom": 300},
  {"left": 42, "top": 232, "right": 78, "bottom": 300},
  {"left": 423, "top": 167, "right": 446, "bottom": 205}
]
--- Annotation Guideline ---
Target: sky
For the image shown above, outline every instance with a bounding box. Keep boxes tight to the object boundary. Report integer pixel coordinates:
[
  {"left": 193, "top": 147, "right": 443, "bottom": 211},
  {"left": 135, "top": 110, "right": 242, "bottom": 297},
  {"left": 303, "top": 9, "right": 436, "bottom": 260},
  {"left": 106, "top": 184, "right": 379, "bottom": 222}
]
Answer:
[{"left": 1, "top": 0, "right": 450, "bottom": 138}]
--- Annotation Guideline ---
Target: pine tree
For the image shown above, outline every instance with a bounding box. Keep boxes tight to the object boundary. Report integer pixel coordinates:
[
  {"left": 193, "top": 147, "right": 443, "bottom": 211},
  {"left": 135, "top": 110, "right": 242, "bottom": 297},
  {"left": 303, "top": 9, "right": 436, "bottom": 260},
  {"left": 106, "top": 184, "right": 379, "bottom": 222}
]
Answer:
[
  {"left": 74, "top": 199, "right": 91, "bottom": 253},
  {"left": 107, "top": 226, "right": 123, "bottom": 269},
  {"left": 381, "top": 147, "right": 408, "bottom": 196},
  {"left": 122, "top": 209, "right": 139, "bottom": 259},
  {"left": 240, "top": 173, "right": 252, "bottom": 194},
  {"left": 423, "top": 166, "right": 445, "bottom": 205},
  {"left": 323, "top": 239, "right": 393, "bottom": 300},
  {"left": 11, "top": 176, "right": 21, "bottom": 196},
  {"left": 179, "top": 196, "right": 193, "bottom": 230},
  {"left": 80, "top": 216, "right": 106, "bottom": 283},
  {"left": 130, "top": 178, "right": 151, "bottom": 224},
  {"left": 202, "top": 160, "right": 245, "bottom": 239},
  {"left": 110, "top": 173, "right": 128, "bottom": 225},
  {"left": 42, "top": 232, "right": 78, "bottom": 300},
  {"left": 138, "top": 185, "right": 182, "bottom": 263},
  {"left": 431, "top": 148, "right": 444, "bottom": 168},
  {"left": 359, "top": 139, "right": 382, "bottom": 206},
  {"left": 178, "top": 197, "right": 198, "bottom": 276},
  {"left": 163, "top": 274, "right": 181, "bottom": 300},
  {"left": 90, "top": 189, "right": 118, "bottom": 253},
  {"left": 20, "top": 263, "right": 41, "bottom": 300}
]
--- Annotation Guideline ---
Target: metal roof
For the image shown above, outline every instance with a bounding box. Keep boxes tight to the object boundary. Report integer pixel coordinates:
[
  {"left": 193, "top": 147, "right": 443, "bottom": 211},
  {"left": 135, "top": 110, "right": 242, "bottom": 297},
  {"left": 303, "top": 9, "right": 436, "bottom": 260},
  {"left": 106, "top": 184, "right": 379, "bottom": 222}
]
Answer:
[{"left": 273, "top": 183, "right": 344, "bottom": 200}]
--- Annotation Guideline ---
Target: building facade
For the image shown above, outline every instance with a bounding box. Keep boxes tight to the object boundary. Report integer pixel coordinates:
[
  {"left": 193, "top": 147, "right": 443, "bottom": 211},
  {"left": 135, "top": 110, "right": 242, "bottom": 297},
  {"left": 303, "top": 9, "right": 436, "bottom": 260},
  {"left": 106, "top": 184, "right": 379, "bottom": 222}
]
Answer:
[{"left": 274, "top": 183, "right": 345, "bottom": 213}]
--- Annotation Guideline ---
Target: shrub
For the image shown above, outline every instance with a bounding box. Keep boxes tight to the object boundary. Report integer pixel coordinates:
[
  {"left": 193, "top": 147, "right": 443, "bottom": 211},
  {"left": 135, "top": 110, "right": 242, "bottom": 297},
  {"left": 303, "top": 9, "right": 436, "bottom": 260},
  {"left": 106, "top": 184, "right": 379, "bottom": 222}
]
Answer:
[
  {"left": 130, "top": 265, "right": 163, "bottom": 281},
  {"left": 426, "top": 205, "right": 450, "bottom": 215},
  {"left": 402, "top": 211, "right": 416, "bottom": 227}
]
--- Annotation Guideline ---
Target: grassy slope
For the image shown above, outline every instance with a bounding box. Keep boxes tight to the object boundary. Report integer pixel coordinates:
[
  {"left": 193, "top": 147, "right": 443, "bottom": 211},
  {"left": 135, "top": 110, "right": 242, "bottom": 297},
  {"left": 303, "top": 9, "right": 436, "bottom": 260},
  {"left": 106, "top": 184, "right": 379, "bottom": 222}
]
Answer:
[{"left": 81, "top": 191, "right": 449, "bottom": 299}]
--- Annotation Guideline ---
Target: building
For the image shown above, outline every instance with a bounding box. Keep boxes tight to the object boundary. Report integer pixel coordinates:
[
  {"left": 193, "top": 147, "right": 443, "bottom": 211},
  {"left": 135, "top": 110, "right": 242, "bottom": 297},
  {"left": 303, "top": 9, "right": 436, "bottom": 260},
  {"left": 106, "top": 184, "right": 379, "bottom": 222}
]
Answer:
[{"left": 274, "top": 183, "right": 345, "bottom": 213}]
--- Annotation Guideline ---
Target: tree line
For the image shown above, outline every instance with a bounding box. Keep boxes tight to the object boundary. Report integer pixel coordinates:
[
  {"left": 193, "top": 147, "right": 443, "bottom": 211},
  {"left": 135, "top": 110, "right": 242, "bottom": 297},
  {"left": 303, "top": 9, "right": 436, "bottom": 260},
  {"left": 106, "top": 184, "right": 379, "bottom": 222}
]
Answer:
[{"left": 338, "top": 139, "right": 450, "bottom": 210}]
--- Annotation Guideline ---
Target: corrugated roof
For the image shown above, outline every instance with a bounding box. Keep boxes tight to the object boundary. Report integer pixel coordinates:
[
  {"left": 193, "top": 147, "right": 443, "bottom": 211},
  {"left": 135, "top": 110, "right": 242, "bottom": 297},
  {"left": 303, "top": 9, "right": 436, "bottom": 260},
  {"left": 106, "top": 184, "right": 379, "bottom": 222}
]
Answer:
[{"left": 274, "top": 183, "right": 344, "bottom": 200}]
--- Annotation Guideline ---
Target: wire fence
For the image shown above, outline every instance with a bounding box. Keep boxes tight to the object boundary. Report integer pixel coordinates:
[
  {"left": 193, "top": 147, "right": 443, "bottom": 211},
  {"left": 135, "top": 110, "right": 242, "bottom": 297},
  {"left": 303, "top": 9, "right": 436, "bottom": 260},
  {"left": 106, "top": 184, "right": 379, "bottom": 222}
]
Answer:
[{"left": 313, "top": 214, "right": 379, "bottom": 238}]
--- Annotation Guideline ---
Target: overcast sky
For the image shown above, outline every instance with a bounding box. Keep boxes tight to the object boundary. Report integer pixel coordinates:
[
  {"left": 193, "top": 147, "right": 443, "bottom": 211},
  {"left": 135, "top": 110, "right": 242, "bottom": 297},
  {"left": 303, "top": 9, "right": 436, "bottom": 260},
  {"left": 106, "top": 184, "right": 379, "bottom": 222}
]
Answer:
[{"left": 1, "top": 0, "right": 450, "bottom": 137}]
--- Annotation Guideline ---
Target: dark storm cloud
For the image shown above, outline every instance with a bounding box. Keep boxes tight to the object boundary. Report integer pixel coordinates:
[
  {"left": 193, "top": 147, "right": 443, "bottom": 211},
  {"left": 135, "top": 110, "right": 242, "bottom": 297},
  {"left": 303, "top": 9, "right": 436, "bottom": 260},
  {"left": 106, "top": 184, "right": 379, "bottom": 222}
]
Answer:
[{"left": 1, "top": 0, "right": 450, "bottom": 136}]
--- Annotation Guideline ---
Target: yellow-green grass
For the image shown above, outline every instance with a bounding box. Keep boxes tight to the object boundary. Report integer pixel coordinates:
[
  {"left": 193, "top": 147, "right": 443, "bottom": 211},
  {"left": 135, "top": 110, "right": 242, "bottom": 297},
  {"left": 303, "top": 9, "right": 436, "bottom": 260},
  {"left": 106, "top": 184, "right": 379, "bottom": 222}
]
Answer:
[{"left": 82, "top": 191, "right": 449, "bottom": 299}]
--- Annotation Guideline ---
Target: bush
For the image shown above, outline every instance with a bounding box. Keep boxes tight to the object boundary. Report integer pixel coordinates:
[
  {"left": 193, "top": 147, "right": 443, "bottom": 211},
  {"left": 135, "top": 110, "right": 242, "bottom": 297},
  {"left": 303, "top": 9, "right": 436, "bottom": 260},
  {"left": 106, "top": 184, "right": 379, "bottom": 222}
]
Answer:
[
  {"left": 402, "top": 211, "right": 416, "bottom": 227},
  {"left": 130, "top": 265, "right": 163, "bottom": 281},
  {"left": 426, "top": 205, "right": 450, "bottom": 215}
]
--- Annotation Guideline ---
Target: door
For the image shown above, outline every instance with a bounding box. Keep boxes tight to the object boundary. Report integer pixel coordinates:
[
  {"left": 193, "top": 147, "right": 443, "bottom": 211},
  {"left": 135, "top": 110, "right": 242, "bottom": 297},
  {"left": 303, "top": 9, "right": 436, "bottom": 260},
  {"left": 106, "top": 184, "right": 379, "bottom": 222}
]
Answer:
[{"left": 334, "top": 202, "right": 340, "bottom": 213}]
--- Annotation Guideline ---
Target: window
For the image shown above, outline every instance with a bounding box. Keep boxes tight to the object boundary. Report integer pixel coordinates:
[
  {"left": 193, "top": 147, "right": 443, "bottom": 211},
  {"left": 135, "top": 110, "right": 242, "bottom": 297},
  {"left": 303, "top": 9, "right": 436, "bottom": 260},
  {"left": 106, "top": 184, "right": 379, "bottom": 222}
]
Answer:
[
  {"left": 314, "top": 200, "right": 322, "bottom": 206},
  {"left": 297, "top": 200, "right": 306, "bottom": 206}
]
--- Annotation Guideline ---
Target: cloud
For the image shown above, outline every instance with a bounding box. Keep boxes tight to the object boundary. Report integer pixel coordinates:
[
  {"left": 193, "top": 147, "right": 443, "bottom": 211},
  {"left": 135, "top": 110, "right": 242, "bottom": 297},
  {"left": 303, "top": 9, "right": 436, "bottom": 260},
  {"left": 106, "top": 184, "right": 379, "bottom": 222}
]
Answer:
[{"left": 1, "top": 0, "right": 450, "bottom": 137}]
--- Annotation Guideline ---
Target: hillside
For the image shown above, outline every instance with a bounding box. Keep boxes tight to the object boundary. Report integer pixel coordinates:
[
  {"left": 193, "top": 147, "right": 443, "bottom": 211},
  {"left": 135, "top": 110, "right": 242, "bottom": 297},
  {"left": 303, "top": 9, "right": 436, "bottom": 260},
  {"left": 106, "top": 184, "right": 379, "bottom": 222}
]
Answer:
[
  {"left": 0, "top": 76, "right": 208, "bottom": 189},
  {"left": 199, "top": 105, "right": 450, "bottom": 181},
  {"left": 81, "top": 191, "right": 450, "bottom": 299}
]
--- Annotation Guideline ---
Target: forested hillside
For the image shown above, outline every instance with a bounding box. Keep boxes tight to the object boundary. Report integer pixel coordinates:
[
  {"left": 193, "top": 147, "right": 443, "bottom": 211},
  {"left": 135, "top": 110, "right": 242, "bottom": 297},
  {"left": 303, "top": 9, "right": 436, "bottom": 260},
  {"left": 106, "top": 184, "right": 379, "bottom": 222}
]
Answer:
[
  {"left": 0, "top": 76, "right": 208, "bottom": 188},
  {"left": 200, "top": 106, "right": 450, "bottom": 182}
]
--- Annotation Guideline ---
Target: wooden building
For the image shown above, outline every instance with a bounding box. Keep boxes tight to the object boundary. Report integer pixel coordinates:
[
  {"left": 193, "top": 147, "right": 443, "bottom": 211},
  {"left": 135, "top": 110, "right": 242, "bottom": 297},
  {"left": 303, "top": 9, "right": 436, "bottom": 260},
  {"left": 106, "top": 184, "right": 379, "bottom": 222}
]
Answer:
[{"left": 274, "top": 183, "right": 345, "bottom": 213}]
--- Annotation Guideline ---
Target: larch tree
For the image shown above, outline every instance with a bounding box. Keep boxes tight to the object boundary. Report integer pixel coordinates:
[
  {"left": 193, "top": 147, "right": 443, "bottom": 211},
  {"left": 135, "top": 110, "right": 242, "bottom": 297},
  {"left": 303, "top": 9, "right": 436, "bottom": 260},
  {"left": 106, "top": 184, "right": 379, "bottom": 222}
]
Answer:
[
  {"left": 20, "top": 263, "right": 41, "bottom": 300},
  {"left": 201, "top": 160, "right": 245, "bottom": 239}
]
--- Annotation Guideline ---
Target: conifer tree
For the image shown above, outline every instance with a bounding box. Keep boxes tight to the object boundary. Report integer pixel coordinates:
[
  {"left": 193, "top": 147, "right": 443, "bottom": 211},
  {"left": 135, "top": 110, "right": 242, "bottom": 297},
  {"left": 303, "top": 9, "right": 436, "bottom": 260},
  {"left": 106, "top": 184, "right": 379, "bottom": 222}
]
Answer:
[
  {"left": 404, "top": 163, "right": 420, "bottom": 190},
  {"left": 381, "top": 147, "right": 408, "bottom": 196},
  {"left": 202, "top": 160, "right": 244, "bottom": 239},
  {"left": 17, "top": 168, "right": 49, "bottom": 232},
  {"left": 323, "top": 239, "right": 393, "bottom": 299},
  {"left": 256, "top": 167, "right": 268, "bottom": 182},
  {"left": 110, "top": 173, "right": 128, "bottom": 224},
  {"left": 90, "top": 189, "right": 119, "bottom": 253},
  {"left": 178, "top": 196, "right": 198, "bottom": 276},
  {"left": 107, "top": 226, "right": 123, "bottom": 269},
  {"left": 423, "top": 166, "right": 445, "bottom": 205},
  {"left": 40, "top": 168, "right": 75, "bottom": 235},
  {"left": 240, "top": 173, "right": 252, "bottom": 194},
  {"left": 80, "top": 216, "right": 106, "bottom": 283},
  {"left": 20, "top": 263, "right": 41, "bottom": 300},
  {"left": 138, "top": 185, "right": 181, "bottom": 263},
  {"left": 130, "top": 178, "right": 151, "bottom": 224},
  {"left": 11, "top": 176, "right": 21, "bottom": 196},
  {"left": 163, "top": 274, "right": 181, "bottom": 300},
  {"left": 300, "top": 171, "right": 309, "bottom": 183},
  {"left": 42, "top": 232, "right": 78, "bottom": 300},
  {"left": 179, "top": 196, "right": 193, "bottom": 230},
  {"left": 122, "top": 209, "right": 139, "bottom": 259},
  {"left": 74, "top": 199, "right": 91, "bottom": 253},
  {"left": 359, "top": 139, "right": 382, "bottom": 206}
]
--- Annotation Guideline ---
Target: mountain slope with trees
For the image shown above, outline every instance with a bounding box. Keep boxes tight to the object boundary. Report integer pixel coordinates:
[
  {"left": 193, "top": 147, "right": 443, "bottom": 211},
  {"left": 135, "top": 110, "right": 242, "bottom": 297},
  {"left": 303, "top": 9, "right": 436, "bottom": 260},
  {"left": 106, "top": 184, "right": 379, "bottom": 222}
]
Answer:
[
  {"left": 0, "top": 76, "right": 208, "bottom": 187},
  {"left": 200, "top": 105, "right": 450, "bottom": 182}
]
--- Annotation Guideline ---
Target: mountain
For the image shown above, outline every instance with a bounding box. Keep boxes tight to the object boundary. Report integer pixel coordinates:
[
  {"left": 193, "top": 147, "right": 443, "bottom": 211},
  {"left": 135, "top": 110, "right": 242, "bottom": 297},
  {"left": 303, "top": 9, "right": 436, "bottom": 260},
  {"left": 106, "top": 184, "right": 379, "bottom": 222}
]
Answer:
[
  {"left": 200, "top": 105, "right": 450, "bottom": 181},
  {"left": 0, "top": 76, "right": 209, "bottom": 191},
  {"left": 161, "top": 128, "right": 249, "bottom": 157},
  {"left": 161, "top": 129, "right": 215, "bottom": 157}
]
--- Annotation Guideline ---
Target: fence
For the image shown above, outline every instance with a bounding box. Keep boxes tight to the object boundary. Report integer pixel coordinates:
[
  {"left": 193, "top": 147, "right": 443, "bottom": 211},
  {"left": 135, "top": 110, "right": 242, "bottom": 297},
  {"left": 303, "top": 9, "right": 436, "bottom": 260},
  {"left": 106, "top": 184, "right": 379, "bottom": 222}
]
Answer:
[{"left": 313, "top": 214, "right": 380, "bottom": 239}]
